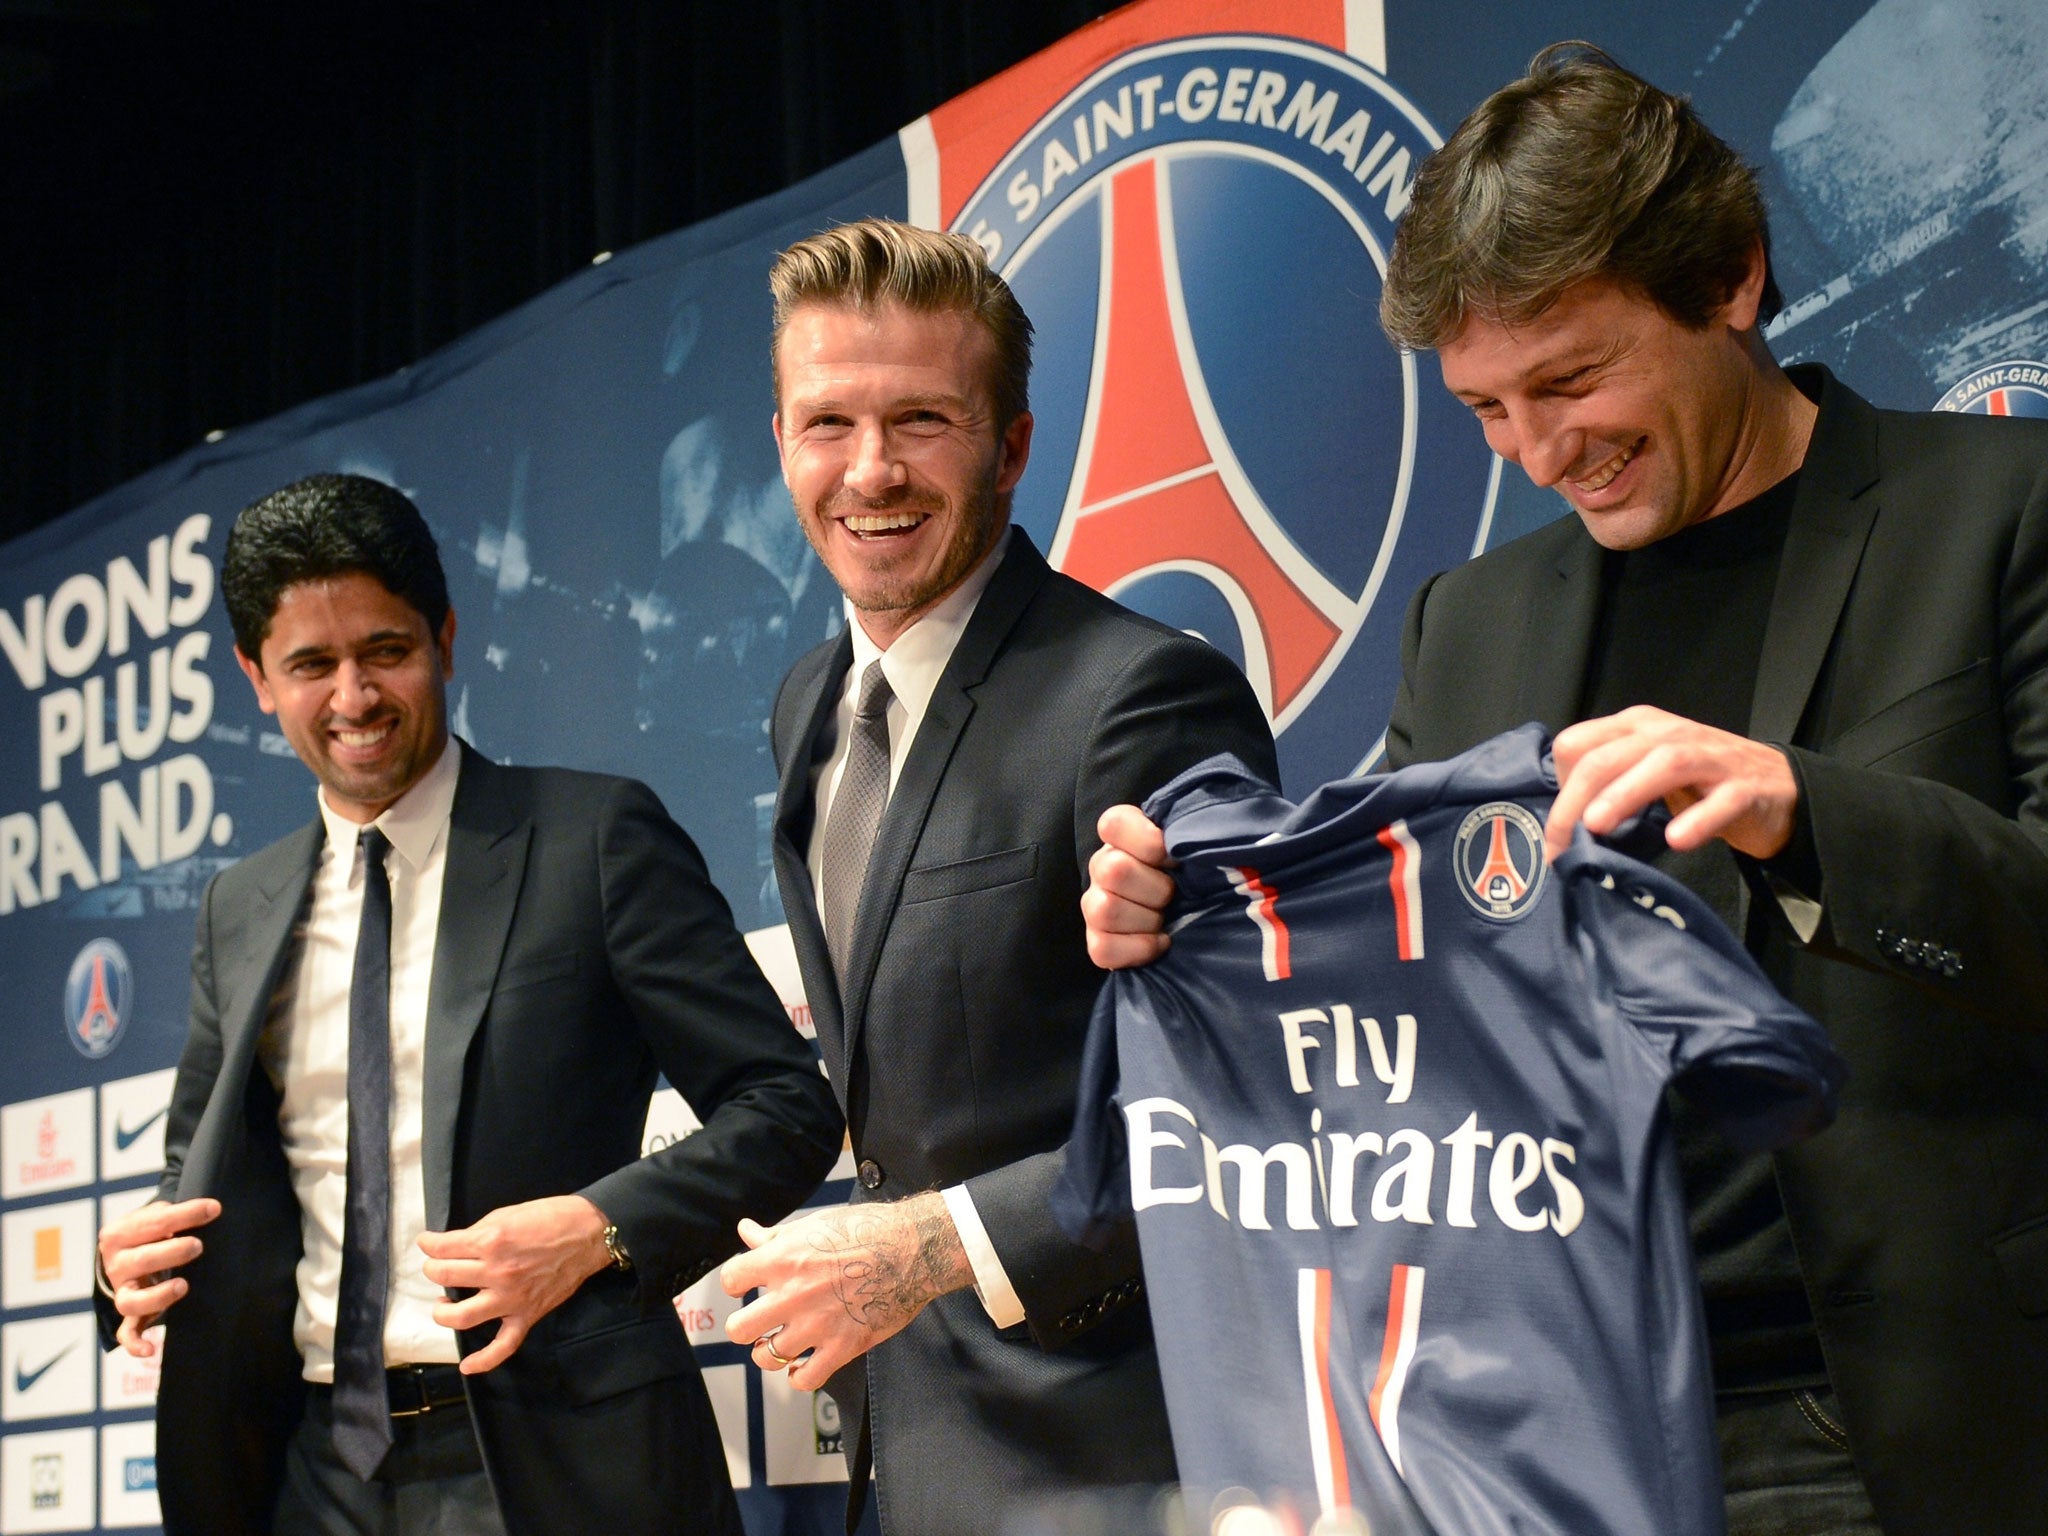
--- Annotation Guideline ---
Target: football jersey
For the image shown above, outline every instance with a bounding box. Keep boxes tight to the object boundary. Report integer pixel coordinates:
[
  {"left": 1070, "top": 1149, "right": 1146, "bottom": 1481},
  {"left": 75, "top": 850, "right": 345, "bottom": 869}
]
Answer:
[{"left": 1057, "top": 725, "right": 1845, "bottom": 1536}]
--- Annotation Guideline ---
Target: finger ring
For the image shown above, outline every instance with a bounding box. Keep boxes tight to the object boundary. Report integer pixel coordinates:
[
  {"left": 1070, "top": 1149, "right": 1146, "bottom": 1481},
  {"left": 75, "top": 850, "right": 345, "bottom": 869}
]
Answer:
[{"left": 756, "top": 1329, "right": 794, "bottom": 1367}]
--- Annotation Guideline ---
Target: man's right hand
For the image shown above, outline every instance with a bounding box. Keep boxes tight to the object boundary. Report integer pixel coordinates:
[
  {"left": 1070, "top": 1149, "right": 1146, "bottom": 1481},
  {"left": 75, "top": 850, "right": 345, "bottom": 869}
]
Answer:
[
  {"left": 97, "top": 1198, "right": 221, "bottom": 1356},
  {"left": 1082, "top": 804, "right": 1175, "bottom": 969}
]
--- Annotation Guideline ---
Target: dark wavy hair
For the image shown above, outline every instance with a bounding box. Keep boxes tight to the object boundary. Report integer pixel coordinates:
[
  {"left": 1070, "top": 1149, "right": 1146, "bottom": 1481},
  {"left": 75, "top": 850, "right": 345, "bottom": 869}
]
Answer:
[
  {"left": 1382, "top": 42, "right": 1781, "bottom": 349},
  {"left": 222, "top": 473, "right": 449, "bottom": 660}
]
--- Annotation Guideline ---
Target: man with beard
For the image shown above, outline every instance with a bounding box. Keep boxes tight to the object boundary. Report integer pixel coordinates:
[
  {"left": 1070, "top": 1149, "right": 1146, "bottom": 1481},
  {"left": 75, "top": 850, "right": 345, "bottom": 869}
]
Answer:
[{"left": 719, "top": 219, "right": 1276, "bottom": 1535}]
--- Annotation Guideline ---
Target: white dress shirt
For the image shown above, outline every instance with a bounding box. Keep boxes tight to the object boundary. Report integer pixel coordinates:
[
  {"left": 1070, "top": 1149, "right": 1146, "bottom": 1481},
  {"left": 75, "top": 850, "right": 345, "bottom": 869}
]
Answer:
[
  {"left": 804, "top": 535, "right": 1026, "bottom": 1329},
  {"left": 258, "top": 739, "right": 462, "bottom": 1378}
]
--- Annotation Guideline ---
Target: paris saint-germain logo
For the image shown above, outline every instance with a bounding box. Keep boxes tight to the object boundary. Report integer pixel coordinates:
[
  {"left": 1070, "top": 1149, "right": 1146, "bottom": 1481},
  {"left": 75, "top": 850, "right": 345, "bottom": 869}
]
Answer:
[
  {"left": 1453, "top": 802, "right": 1546, "bottom": 922},
  {"left": 952, "top": 35, "right": 1498, "bottom": 790},
  {"left": 1934, "top": 360, "right": 2048, "bottom": 417},
  {"left": 64, "top": 937, "right": 133, "bottom": 1058}
]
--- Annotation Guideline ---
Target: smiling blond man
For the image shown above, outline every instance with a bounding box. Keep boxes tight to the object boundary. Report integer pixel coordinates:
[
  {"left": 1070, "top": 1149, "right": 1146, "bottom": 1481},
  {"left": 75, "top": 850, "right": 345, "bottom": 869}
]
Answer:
[{"left": 721, "top": 220, "right": 1275, "bottom": 1535}]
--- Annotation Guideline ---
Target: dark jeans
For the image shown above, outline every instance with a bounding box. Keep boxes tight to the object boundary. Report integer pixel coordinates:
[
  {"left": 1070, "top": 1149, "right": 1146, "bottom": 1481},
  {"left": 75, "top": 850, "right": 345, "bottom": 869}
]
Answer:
[
  {"left": 1719, "top": 1387, "right": 1882, "bottom": 1536},
  {"left": 274, "top": 1383, "right": 509, "bottom": 1536}
]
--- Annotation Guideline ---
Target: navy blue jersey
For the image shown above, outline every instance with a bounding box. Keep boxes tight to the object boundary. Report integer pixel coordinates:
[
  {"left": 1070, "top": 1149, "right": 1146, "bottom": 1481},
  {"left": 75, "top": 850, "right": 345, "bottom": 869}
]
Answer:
[{"left": 1058, "top": 725, "right": 1845, "bottom": 1536}]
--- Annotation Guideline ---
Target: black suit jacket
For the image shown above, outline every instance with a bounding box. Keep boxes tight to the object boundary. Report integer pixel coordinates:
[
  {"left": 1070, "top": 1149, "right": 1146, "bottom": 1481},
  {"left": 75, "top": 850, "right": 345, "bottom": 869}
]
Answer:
[
  {"left": 102, "top": 743, "right": 843, "bottom": 1536},
  {"left": 771, "top": 530, "right": 1276, "bottom": 1535},
  {"left": 1386, "top": 367, "right": 2048, "bottom": 1535}
]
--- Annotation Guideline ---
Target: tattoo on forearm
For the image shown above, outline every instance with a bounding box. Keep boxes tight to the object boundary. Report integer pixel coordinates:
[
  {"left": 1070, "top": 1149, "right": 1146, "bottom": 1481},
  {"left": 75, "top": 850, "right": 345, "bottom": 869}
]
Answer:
[{"left": 816, "top": 1201, "right": 967, "bottom": 1335}]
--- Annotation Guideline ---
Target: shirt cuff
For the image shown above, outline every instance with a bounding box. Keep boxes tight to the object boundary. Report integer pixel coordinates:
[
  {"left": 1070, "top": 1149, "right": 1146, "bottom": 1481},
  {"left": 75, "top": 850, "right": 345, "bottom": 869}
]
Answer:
[
  {"left": 940, "top": 1184, "right": 1026, "bottom": 1329},
  {"left": 1761, "top": 746, "right": 1825, "bottom": 944}
]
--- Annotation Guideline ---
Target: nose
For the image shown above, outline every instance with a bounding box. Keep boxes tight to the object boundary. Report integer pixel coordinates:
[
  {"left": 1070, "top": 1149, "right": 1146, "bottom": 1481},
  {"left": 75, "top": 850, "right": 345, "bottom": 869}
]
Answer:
[
  {"left": 330, "top": 661, "right": 378, "bottom": 720},
  {"left": 844, "top": 421, "right": 907, "bottom": 500},
  {"left": 1488, "top": 402, "right": 1579, "bottom": 490}
]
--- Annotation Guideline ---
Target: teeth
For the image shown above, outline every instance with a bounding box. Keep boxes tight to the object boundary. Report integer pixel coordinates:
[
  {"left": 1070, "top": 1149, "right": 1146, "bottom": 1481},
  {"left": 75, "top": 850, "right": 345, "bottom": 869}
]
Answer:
[
  {"left": 335, "top": 724, "right": 393, "bottom": 748},
  {"left": 1574, "top": 440, "right": 1639, "bottom": 493},
  {"left": 844, "top": 512, "right": 925, "bottom": 533}
]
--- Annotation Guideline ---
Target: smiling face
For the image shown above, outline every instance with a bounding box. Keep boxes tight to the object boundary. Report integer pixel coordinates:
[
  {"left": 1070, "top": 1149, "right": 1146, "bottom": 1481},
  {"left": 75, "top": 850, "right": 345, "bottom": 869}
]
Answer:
[
  {"left": 1436, "top": 263, "right": 1782, "bottom": 551},
  {"left": 773, "top": 301, "right": 1032, "bottom": 646},
  {"left": 235, "top": 571, "right": 455, "bottom": 823}
]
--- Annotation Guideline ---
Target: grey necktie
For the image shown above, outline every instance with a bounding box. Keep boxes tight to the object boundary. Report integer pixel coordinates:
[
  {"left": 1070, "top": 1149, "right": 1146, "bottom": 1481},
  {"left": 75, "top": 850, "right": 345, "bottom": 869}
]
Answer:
[
  {"left": 332, "top": 827, "right": 395, "bottom": 1480},
  {"left": 820, "top": 661, "right": 894, "bottom": 983}
]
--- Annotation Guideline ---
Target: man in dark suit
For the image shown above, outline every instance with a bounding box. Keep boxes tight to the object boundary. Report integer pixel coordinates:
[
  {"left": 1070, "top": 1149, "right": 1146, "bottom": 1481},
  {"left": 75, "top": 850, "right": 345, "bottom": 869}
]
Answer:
[
  {"left": 95, "top": 473, "right": 842, "bottom": 1536},
  {"left": 1084, "top": 45, "right": 2047, "bottom": 1536},
  {"left": 716, "top": 220, "right": 1275, "bottom": 1534}
]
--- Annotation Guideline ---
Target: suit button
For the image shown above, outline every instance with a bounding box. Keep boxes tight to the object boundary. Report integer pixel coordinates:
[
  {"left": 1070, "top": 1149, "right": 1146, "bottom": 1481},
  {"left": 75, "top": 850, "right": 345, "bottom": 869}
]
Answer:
[
  {"left": 1942, "top": 949, "right": 1963, "bottom": 978},
  {"left": 857, "top": 1159, "right": 884, "bottom": 1190}
]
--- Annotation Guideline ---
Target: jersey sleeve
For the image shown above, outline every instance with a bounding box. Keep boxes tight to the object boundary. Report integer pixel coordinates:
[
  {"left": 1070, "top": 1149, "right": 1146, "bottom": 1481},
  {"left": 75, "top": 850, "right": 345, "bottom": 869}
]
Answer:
[
  {"left": 1562, "top": 842, "right": 1848, "bottom": 1152},
  {"left": 1050, "top": 977, "right": 1132, "bottom": 1252}
]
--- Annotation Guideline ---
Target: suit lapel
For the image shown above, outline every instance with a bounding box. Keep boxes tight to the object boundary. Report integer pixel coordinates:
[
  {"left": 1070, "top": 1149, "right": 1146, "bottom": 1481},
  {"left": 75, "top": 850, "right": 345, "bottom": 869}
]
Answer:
[
  {"left": 839, "top": 530, "right": 1050, "bottom": 1063},
  {"left": 775, "top": 632, "right": 854, "bottom": 1078},
  {"left": 1515, "top": 523, "right": 1606, "bottom": 734},
  {"left": 420, "top": 746, "right": 532, "bottom": 1231},
  {"left": 177, "top": 823, "right": 321, "bottom": 1198},
  {"left": 1750, "top": 369, "right": 1881, "bottom": 745}
]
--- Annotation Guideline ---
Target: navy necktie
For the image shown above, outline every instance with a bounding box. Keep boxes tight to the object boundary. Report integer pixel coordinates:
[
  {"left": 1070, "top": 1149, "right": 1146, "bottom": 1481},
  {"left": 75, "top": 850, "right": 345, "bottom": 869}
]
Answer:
[{"left": 332, "top": 826, "right": 395, "bottom": 1479}]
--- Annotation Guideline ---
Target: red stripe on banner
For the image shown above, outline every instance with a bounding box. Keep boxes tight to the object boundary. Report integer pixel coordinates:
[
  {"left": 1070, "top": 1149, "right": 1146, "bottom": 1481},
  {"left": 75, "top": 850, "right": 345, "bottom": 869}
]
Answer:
[
  {"left": 922, "top": 0, "right": 1352, "bottom": 225},
  {"left": 1990, "top": 389, "right": 2011, "bottom": 415},
  {"left": 1313, "top": 1268, "right": 1351, "bottom": 1510}
]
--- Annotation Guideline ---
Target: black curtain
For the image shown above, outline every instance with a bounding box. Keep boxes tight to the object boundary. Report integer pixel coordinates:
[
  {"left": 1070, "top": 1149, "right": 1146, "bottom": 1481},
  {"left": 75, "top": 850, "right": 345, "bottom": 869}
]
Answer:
[{"left": 0, "top": 0, "right": 1119, "bottom": 546}]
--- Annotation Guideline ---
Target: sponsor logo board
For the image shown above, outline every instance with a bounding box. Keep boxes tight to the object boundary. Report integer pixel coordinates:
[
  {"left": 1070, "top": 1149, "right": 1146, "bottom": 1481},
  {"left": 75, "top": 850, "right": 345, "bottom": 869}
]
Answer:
[
  {"left": 97, "top": 1071, "right": 175, "bottom": 1182},
  {"left": 99, "top": 1329, "right": 161, "bottom": 1414},
  {"left": 700, "top": 1364, "right": 750, "bottom": 1491},
  {"left": 2, "top": 1315, "right": 95, "bottom": 1423},
  {"left": 1, "top": 1203, "right": 95, "bottom": 1310},
  {"left": 0, "top": 1426, "right": 95, "bottom": 1532},
  {"left": 98, "top": 1421, "right": 159, "bottom": 1529},
  {"left": 2, "top": 1093, "right": 92, "bottom": 1201}
]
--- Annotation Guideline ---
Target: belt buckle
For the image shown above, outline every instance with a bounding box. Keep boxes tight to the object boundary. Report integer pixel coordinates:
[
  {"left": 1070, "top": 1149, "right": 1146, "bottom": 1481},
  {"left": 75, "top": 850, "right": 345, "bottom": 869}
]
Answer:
[{"left": 389, "top": 1364, "right": 435, "bottom": 1419}]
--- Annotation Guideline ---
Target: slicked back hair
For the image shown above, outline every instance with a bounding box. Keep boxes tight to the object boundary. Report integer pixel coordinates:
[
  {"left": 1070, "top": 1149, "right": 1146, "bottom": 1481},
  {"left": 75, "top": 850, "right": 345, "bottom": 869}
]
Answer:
[
  {"left": 1381, "top": 42, "right": 1781, "bottom": 351},
  {"left": 222, "top": 473, "right": 450, "bottom": 661},
  {"left": 769, "top": 218, "right": 1034, "bottom": 428}
]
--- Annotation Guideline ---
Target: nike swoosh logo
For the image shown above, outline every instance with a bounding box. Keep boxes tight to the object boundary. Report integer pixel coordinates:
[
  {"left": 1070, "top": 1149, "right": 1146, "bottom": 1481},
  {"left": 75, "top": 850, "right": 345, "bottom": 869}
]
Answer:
[
  {"left": 114, "top": 1106, "right": 168, "bottom": 1152},
  {"left": 14, "top": 1342, "right": 77, "bottom": 1394}
]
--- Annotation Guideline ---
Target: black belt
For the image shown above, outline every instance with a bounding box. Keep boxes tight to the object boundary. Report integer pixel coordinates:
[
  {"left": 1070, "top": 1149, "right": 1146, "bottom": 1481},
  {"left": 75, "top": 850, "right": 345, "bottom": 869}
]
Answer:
[{"left": 384, "top": 1363, "right": 468, "bottom": 1418}]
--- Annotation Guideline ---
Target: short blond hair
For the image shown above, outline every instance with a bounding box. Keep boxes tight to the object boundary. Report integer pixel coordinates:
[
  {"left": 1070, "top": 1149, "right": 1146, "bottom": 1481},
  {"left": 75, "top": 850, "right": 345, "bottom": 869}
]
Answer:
[{"left": 769, "top": 218, "right": 1034, "bottom": 427}]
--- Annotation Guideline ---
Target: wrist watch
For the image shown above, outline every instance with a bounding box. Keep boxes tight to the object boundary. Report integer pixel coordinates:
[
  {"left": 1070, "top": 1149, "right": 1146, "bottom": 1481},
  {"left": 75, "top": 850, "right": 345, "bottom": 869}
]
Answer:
[{"left": 602, "top": 1222, "right": 633, "bottom": 1271}]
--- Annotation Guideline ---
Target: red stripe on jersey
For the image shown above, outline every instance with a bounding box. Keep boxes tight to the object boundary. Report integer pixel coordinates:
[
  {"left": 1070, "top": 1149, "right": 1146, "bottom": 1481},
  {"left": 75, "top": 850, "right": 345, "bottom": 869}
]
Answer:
[
  {"left": 1226, "top": 865, "right": 1292, "bottom": 981},
  {"left": 1313, "top": 1268, "right": 1350, "bottom": 1510},
  {"left": 1376, "top": 820, "right": 1425, "bottom": 961},
  {"left": 1369, "top": 1263, "right": 1425, "bottom": 1475}
]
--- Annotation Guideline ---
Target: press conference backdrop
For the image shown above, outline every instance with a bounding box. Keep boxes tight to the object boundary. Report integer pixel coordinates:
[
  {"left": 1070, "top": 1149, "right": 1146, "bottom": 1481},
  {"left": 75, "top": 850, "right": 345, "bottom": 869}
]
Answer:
[{"left": 4, "top": 0, "right": 2046, "bottom": 1530}]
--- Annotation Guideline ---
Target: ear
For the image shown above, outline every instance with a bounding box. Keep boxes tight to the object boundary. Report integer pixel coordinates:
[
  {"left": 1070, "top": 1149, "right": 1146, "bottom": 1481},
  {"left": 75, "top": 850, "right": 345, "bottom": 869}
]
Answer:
[
  {"left": 436, "top": 607, "right": 457, "bottom": 678},
  {"left": 1719, "top": 239, "right": 1770, "bottom": 335},
  {"left": 995, "top": 411, "right": 1034, "bottom": 496},
  {"left": 771, "top": 410, "right": 790, "bottom": 487},
  {"left": 235, "top": 646, "right": 278, "bottom": 716}
]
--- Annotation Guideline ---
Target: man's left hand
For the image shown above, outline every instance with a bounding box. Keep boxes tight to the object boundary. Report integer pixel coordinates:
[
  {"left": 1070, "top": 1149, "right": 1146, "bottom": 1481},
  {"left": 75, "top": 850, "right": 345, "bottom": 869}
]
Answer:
[
  {"left": 420, "top": 1194, "right": 613, "bottom": 1374},
  {"left": 720, "top": 1192, "right": 972, "bottom": 1392},
  {"left": 1548, "top": 706, "right": 1798, "bottom": 863}
]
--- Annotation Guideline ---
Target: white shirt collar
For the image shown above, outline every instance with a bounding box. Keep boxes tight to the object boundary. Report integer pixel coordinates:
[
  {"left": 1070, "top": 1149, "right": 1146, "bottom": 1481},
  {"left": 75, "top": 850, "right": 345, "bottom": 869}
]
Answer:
[
  {"left": 845, "top": 528, "right": 1009, "bottom": 722},
  {"left": 315, "top": 735, "right": 461, "bottom": 876}
]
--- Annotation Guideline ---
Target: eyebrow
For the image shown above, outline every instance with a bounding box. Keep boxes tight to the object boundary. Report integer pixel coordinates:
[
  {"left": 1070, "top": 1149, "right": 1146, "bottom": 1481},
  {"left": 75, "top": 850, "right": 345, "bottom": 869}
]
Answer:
[
  {"left": 278, "top": 628, "right": 414, "bottom": 668},
  {"left": 789, "top": 389, "right": 972, "bottom": 415}
]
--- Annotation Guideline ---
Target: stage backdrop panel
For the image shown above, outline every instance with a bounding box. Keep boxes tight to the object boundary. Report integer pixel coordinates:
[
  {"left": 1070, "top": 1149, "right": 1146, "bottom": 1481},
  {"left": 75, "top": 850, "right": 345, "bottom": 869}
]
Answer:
[{"left": 4, "top": 1, "right": 2044, "bottom": 1532}]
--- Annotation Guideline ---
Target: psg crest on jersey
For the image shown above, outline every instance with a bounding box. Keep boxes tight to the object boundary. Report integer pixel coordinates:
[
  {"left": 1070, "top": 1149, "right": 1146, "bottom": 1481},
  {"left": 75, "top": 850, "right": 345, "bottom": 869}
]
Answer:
[
  {"left": 1934, "top": 359, "right": 2048, "bottom": 417},
  {"left": 948, "top": 33, "right": 1499, "bottom": 790},
  {"left": 64, "top": 937, "right": 133, "bottom": 1058},
  {"left": 1453, "top": 802, "right": 1546, "bottom": 921}
]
